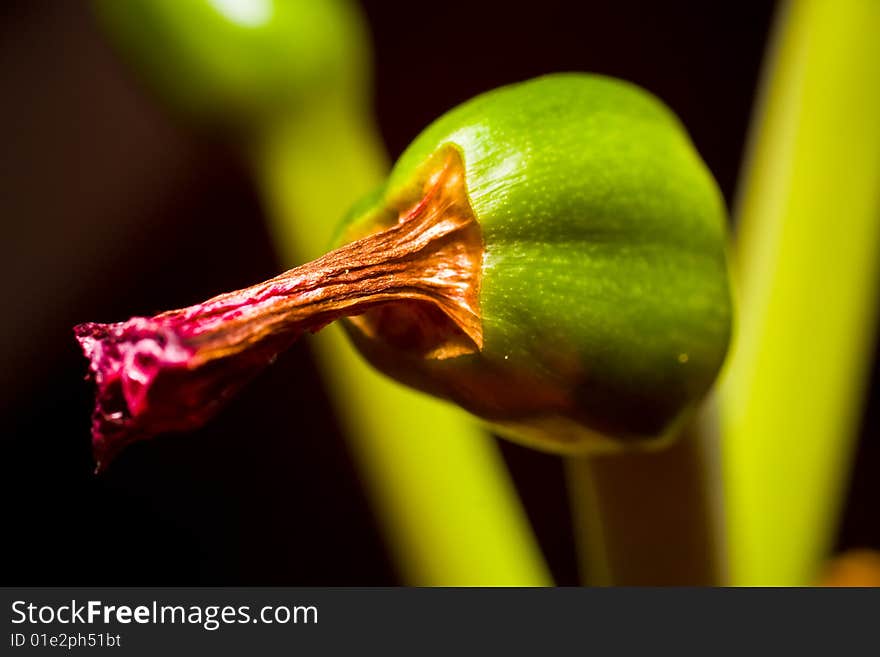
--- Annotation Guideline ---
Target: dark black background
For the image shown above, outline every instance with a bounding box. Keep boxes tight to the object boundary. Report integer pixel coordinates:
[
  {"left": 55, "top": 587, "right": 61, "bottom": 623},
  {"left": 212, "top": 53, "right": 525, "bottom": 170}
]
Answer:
[{"left": 1, "top": 0, "right": 876, "bottom": 585}]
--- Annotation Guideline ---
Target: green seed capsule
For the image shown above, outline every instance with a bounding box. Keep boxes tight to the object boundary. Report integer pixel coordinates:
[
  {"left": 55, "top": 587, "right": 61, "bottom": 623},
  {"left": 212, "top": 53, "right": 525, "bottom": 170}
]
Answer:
[{"left": 334, "top": 73, "right": 733, "bottom": 454}]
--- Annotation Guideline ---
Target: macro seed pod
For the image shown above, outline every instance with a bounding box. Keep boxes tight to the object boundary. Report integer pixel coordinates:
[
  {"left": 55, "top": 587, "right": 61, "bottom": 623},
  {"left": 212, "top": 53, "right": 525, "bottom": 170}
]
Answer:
[
  {"left": 76, "top": 73, "right": 731, "bottom": 467},
  {"left": 334, "top": 73, "right": 733, "bottom": 454}
]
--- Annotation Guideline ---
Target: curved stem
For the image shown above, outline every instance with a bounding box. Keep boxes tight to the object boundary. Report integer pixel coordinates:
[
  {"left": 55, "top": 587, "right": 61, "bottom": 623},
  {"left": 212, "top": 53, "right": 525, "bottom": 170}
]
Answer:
[{"left": 250, "top": 103, "right": 551, "bottom": 585}]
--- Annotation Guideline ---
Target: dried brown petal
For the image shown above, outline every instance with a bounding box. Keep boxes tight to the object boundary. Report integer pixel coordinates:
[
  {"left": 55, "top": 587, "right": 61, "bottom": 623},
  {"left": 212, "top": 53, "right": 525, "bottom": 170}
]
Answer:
[{"left": 76, "top": 151, "right": 482, "bottom": 470}]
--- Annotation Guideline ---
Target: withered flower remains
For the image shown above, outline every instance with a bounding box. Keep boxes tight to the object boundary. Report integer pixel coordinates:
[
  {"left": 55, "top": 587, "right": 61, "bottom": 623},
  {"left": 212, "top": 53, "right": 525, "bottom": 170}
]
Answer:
[{"left": 76, "top": 152, "right": 481, "bottom": 470}]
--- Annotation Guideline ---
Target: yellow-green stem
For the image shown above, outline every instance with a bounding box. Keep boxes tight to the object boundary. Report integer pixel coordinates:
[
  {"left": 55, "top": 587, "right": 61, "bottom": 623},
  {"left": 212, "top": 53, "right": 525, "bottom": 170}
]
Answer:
[
  {"left": 721, "top": 0, "right": 880, "bottom": 585},
  {"left": 567, "top": 406, "right": 725, "bottom": 585},
  {"left": 250, "top": 103, "right": 551, "bottom": 585}
]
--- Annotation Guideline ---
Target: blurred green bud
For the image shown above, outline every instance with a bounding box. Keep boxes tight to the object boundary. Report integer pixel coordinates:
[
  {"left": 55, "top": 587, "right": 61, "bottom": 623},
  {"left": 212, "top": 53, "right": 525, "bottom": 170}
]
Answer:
[
  {"left": 93, "top": 0, "right": 371, "bottom": 130},
  {"left": 335, "top": 74, "right": 733, "bottom": 454}
]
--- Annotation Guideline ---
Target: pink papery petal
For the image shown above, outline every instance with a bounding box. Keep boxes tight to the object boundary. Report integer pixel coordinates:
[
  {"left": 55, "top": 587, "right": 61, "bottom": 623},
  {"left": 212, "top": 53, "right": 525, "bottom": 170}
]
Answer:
[{"left": 74, "top": 313, "right": 296, "bottom": 472}]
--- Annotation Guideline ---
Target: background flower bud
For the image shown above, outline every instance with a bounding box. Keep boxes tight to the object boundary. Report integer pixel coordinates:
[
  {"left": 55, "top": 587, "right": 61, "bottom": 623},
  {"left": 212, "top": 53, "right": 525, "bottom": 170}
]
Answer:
[{"left": 93, "top": 0, "right": 371, "bottom": 131}]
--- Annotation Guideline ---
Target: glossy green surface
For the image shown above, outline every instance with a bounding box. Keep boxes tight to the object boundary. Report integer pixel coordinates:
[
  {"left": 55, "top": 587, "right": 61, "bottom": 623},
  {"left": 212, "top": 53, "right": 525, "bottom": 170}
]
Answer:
[
  {"left": 94, "top": 0, "right": 370, "bottom": 130},
  {"left": 340, "top": 74, "right": 732, "bottom": 452}
]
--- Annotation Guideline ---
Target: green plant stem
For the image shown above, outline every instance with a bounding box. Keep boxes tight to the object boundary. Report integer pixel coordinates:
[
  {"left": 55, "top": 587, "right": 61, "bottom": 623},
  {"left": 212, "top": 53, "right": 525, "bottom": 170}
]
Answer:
[
  {"left": 721, "top": 0, "right": 880, "bottom": 585},
  {"left": 250, "top": 102, "right": 551, "bottom": 585},
  {"left": 567, "top": 407, "right": 724, "bottom": 585}
]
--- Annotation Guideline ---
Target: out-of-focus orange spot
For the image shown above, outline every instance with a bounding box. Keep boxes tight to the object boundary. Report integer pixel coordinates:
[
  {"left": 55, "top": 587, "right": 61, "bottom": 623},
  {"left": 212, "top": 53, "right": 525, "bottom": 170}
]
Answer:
[{"left": 818, "top": 550, "right": 880, "bottom": 587}]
